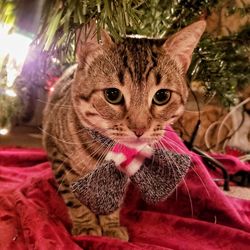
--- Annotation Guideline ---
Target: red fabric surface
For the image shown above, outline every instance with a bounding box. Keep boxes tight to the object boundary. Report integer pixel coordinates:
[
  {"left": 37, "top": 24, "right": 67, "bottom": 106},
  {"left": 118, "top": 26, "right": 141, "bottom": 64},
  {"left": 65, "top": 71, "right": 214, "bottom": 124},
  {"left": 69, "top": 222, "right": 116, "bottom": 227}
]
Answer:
[{"left": 1, "top": 139, "right": 250, "bottom": 249}]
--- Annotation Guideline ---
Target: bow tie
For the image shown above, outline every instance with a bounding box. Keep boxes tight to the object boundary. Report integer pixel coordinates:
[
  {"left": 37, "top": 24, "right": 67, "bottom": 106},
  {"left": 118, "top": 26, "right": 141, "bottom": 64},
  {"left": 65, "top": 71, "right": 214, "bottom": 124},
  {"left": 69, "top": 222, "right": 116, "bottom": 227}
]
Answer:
[{"left": 71, "top": 143, "right": 191, "bottom": 215}]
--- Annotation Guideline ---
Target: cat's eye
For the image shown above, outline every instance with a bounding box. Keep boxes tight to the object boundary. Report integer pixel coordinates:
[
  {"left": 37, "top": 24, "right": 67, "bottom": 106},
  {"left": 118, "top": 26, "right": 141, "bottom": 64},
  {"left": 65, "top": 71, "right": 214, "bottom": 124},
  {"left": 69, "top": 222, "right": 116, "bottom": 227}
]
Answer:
[
  {"left": 153, "top": 89, "right": 171, "bottom": 105},
  {"left": 104, "top": 88, "right": 124, "bottom": 105}
]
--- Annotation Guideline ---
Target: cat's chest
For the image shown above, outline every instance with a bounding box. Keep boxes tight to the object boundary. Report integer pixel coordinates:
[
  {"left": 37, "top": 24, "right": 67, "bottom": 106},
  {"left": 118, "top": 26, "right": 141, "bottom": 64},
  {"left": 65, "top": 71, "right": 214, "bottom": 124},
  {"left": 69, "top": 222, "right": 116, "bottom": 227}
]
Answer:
[
  {"left": 68, "top": 149, "right": 98, "bottom": 176},
  {"left": 66, "top": 121, "right": 109, "bottom": 176}
]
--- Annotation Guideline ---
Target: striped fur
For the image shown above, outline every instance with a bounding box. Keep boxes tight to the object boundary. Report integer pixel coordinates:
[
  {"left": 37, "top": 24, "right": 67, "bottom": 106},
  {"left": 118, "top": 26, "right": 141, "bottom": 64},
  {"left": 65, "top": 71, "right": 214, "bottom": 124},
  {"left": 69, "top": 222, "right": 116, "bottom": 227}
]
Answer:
[{"left": 42, "top": 20, "right": 206, "bottom": 240}]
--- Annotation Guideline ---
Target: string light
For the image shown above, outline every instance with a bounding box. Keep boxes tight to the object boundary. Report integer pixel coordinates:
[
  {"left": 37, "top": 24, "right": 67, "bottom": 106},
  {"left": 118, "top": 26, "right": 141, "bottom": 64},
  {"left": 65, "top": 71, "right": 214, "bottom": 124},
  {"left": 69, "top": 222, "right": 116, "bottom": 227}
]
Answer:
[
  {"left": 0, "top": 128, "right": 9, "bottom": 136},
  {"left": 5, "top": 89, "right": 17, "bottom": 97},
  {"left": 50, "top": 87, "right": 55, "bottom": 92}
]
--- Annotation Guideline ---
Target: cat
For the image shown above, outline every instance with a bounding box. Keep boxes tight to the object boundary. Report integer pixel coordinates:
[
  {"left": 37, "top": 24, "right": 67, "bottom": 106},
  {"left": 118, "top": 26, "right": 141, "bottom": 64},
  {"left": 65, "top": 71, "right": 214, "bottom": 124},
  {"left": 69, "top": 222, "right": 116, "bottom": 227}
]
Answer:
[{"left": 42, "top": 20, "right": 206, "bottom": 241}]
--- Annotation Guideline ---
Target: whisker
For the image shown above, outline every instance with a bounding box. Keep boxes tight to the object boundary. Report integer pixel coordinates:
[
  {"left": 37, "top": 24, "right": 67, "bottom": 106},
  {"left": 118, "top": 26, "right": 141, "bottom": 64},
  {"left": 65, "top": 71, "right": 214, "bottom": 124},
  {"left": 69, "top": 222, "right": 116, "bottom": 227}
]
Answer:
[
  {"left": 160, "top": 138, "right": 211, "bottom": 198},
  {"left": 57, "top": 135, "right": 114, "bottom": 192},
  {"left": 158, "top": 141, "right": 179, "bottom": 200},
  {"left": 161, "top": 127, "right": 177, "bottom": 133},
  {"left": 40, "top": 128, "right": 89, "bottom": 145},
  {"left": 37, "top": 99, "right": 73, "bottom": 109},
  {"left": 158, "top": 141, "right": 179, "bottom": 193},
  {"left": 160, "top": 136, "right": 188, "bottom": 154},
  {"left": 158, "top": 141, "right": 194, "bottom": 217},
  {"left": 86, "top": 141, "right": 115, "bottom": 191}
]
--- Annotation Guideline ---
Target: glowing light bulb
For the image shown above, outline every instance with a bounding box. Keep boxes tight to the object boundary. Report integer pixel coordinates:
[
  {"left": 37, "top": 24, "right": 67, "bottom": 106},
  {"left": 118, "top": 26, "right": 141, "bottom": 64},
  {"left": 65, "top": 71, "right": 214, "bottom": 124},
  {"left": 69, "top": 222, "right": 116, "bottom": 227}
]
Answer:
[
  {"left": 51, "top": 57, "right": 60, "bottom": 64},
  {"left": 0, "top": 128, "right": 9, "bottom": 136},
  {"left": 6, "top": 67, "right": 18, "bottom": 87},
  {"left": 0, "top": 25, "right": 32, "bottom": 65},
  {"left": 5, "top": 88, "right": 17, "bottom": 97},
  {"left": 0, "top": 24, "right": 32, "bottom": 86}
]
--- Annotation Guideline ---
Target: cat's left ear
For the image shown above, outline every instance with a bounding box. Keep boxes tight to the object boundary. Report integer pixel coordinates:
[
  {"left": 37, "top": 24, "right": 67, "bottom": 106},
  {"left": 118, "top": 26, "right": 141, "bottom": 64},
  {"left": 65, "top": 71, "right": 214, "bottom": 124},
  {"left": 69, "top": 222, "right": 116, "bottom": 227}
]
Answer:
[
  {"left": 163, "top": 20, "right": 206, "bottom": 73},
  {"left": 75, "top": 20, "right": 113, "bottom": 66}
]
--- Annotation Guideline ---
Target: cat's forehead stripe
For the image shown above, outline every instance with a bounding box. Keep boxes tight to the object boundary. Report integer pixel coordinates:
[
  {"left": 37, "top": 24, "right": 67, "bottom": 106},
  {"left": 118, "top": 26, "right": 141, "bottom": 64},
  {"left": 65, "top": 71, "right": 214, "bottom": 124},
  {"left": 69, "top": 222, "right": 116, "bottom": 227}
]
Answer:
[
  {"left": 122, "top": 54, "right": 134, "bottom": 82},
  {"left": 155, "top": 72, "right": 162, "bottom": 85},
  {"left": 117, "top": 38, "right": 163, "bottom": 85},
  {"left": 145, "top": 51, "right": 158, "bottom": 83},
  {"left": 118, "top": 71, "right": 124, "bottom": 85}
]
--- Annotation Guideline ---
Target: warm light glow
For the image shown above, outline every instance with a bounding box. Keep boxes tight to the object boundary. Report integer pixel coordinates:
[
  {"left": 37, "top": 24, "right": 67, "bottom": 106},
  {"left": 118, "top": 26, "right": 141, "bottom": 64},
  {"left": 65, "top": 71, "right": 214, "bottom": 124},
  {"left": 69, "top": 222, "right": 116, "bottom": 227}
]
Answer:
[
  {"left": 0, "top": 24, "right": 32, "bottom": 86},
  {"left": 51, "top": 57, "right": 60, "bottom": 64},
  {"left": 5, "top": 88, "right": 17, "bottom": 97},
  {"left": 0, "top": 128, "right": 9, "bottom": 136},
  {"left": 6, "top": 67, "right": 18, "bottom": 87},
  {"left": 0, "top": 25, "right": 32, "bottom": 65}
]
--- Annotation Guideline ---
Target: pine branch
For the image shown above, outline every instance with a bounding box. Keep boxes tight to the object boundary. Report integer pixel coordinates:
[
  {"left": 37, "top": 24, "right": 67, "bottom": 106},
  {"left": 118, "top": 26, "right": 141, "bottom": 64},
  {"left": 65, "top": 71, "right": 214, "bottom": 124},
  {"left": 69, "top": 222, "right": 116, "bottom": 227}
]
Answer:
[
  {"left": 0, "top": 0, "right": 249, "bottom": 107},
  {"left": 189, "top": 25, "right": 250, "bottom": 106}
]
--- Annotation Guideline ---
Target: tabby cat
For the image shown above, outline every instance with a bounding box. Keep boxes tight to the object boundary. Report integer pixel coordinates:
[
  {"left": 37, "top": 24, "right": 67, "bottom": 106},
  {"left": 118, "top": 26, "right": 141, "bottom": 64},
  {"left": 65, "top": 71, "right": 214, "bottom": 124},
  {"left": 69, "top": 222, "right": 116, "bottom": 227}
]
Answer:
[{"left": 42, "top": 20, "right": 206, "bottom": 241}]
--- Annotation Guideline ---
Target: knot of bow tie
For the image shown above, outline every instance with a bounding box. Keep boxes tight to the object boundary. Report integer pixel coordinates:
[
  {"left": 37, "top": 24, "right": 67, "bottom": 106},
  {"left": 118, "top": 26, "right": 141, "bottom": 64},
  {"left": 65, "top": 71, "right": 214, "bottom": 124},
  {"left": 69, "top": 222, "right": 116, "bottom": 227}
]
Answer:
[{"left": 71, "top": 144, "right": 191, "bottom": 215}]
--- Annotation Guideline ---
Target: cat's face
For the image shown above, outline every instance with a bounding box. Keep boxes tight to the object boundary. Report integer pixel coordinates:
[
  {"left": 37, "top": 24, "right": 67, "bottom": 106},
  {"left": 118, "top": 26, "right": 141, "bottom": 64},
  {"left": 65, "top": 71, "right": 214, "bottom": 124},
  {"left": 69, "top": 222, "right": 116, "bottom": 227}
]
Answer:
[{"left": 72, "top": 21, "right": 206, "bottom": 147}]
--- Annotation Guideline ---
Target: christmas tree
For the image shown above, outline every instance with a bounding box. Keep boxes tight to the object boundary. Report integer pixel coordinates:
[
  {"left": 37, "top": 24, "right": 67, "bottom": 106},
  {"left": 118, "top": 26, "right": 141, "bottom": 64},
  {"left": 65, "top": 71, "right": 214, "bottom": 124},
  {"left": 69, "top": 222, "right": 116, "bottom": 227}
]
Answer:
[{"left": 0, "top": 0, "right": 249, "bottom": 134}]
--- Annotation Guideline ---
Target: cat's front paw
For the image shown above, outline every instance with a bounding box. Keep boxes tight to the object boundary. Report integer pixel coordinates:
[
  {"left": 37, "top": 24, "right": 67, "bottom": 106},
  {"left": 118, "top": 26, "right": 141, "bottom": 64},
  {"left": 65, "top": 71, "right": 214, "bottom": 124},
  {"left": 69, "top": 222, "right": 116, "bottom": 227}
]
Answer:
[
  {"left": 71, "top": 223, "right": 102, "bottom": 236},
  {"left": 102, "top": 226, "right": 129, "bottom": 241}
]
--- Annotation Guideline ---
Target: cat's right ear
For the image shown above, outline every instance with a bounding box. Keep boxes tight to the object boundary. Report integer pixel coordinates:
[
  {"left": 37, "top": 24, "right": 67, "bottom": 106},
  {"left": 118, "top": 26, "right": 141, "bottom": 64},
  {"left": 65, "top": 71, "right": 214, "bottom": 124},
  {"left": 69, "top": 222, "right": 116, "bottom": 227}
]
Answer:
[
  {"left": 75, "top": 20, "right": 113, "bottom": 66},
  {"left": 163, "top": 20, "right": 206, "bottom": 73}
]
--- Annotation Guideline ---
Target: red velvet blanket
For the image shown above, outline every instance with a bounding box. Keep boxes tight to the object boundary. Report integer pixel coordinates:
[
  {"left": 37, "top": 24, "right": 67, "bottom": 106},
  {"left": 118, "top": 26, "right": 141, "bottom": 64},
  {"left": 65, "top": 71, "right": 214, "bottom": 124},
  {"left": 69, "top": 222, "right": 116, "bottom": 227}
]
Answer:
[{"left": 1, "top": 133, "right": 250, "bottom": 249}]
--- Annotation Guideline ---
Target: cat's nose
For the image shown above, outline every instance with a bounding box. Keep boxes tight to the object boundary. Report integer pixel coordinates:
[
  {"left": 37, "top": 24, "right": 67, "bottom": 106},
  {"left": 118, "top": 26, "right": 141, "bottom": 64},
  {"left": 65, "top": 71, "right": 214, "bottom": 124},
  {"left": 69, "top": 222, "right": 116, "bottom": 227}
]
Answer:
[{"left": 133, "top": 128, "right": 146, "bottom": 138}]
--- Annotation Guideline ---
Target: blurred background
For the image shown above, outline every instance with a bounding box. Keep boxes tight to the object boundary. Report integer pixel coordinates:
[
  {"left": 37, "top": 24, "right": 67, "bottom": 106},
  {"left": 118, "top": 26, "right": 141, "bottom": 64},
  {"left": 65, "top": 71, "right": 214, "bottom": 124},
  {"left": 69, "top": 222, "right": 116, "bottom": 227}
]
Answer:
[{"left": 0, "top": 0, "right": 249, "bottom": 157}]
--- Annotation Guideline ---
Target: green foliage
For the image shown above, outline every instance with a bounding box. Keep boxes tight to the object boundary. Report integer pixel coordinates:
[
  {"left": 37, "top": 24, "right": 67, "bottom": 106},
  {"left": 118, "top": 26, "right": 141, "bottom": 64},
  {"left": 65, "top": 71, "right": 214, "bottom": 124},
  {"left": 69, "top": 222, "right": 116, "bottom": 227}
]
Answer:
[
  {"left": 35, "top": 0, "right": 219, "bottom": 51},
  {"left": 0, "top": 0, "right": 16, "bottom": 25},
  {"left": 0, "top": 93, "right": 20, "bottom": 128},
  {"left": 0, "top": 58, "right": 21, "bottom": 129},
  {"left": 36, "top": 0, "right": 145, "bottom": 52},
  {"left": 129, "top": 0, "right": 218, "bottom": 37},
  {"left": 189, "top": 25, "right": 250, "bottom": 106},
  {"left": 0, "top": 0, "right": 249, "bottom": 108}
]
